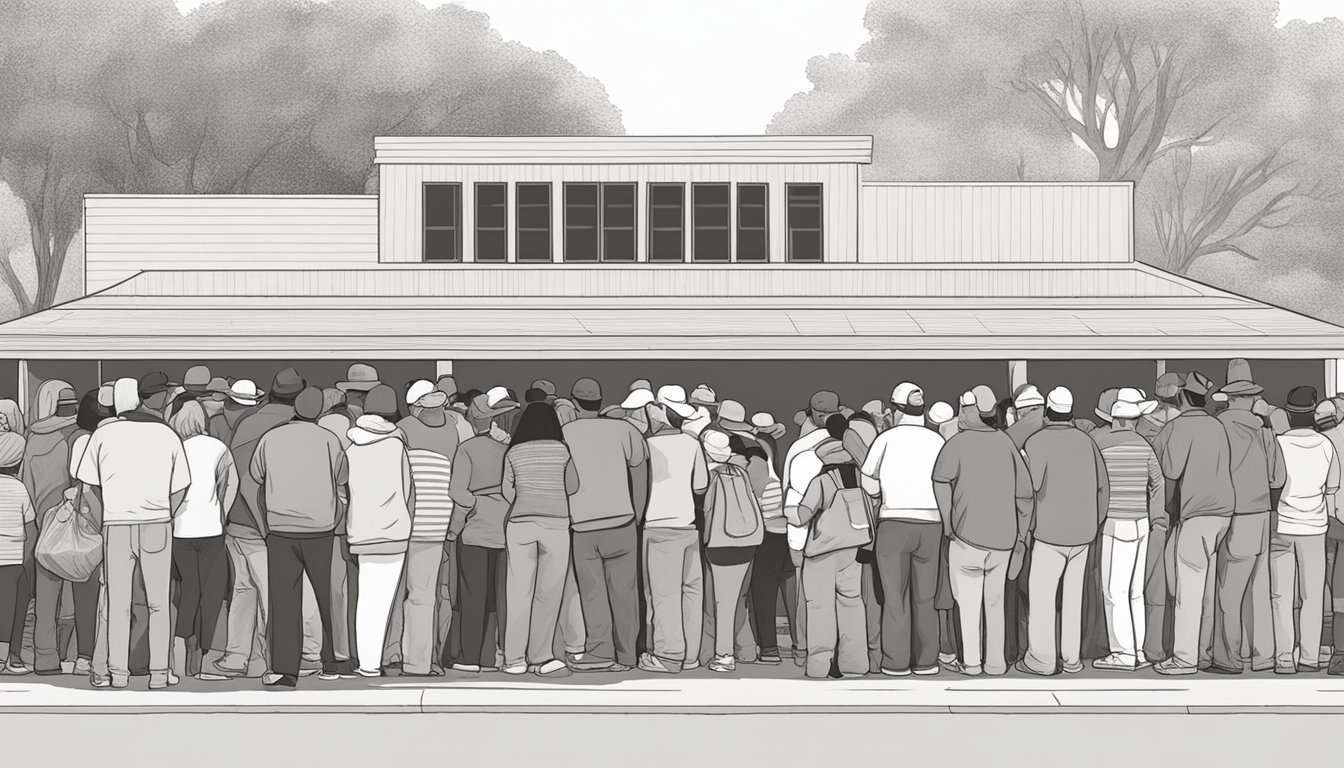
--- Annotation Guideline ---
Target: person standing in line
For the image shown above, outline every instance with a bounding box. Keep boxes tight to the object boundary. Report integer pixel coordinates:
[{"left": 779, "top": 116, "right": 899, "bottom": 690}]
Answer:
[
  {"left": 562, "top": 378, "right": 649, "bottom": 674},
  {"left": 862, "top": 382, "right": 946, "bottom": 677},
  {"left": 1090, "top": 388, "right": 1165, "bottom": 671},
  {"left": 637, "top": 394, "right": 708, "bottom": 675},
  {"left": 1152, "top": 372, "right": 1236, "bottom": 676},
  {"left": 249, "top": 387, "right": 347, "bottom": 687},
  {"left": 792, "top": 428, "right": 872, "bottom": 679},
  {"left": 76, "top": 378, "right": 190, "bottom": 690},
  {"left": 700, "top": 431, "right": 765, "bottom": 673},
  {"left": 336, "top": 364, "right": 382, "bottom": 419},
  {"left": 209, "top": 380, "right": 261, "bottom": 447},
  {"left": 1271, "top": 386, "right": 1340, "bottom": 674},
  {"left": 394, "top": 380, "right": 459, "bottom": 677},
  {"left": 445, "top": 394, "right": 516, "bottom": 673},
  {"left": 501, "top": 402, "right": 578, "bottom": 677},
  {"left": 1207, "top": 361, "right": 1284, "bottom": 675},
  {"left": 166, "top": 402, "right": 237, "bottom": 682},
  {"left": 1316, "top": 400, "right": 1344, "bottom": 675},
  {"left": 932, "top": 386, "right": 1033, "bottom": 677},
  {"left": 1016, "top": 387, "right": 1109, "bottom": 676},
  {"left": 344, "top": 407, "right": 414, "bottom": 678},
  {"left": 0, "top": 432, "right": 34, "bottom": 674}
]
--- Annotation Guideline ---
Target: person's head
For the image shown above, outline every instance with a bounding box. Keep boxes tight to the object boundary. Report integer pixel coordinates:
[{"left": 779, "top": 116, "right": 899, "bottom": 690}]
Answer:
[
  {"left": 405, "top": 379, "right": 448, "bottom": 413},
  {"left": 968, "top": 385, "right": 997, "bottom": 428},
  {"left": 1013, "top": 385, "right": 1045, "bottom": 420},
  {"left": 1045, "top": 386, "right": 1074, "bottom": 423},
  {"left": 270, "top": 367, "right": 306, "bottom": 406},
  {"left": 138, "top": 371, "right": 174, "bottom": 413},
  {"left": 54, "top": 387, "right": 78, "bottom": 418},
  {"left": 1155, "top": 372, "right": 1185, "bottom": 407},
  {"left": 168, "top": 400, "right": 209, "bottom": 440},
  {"left": 703, "top": 430, "right": 733, "bottom": 464},
  {"left": 727, "top": 433, "right": 767, "bottom": 462},
  {"left": 76, "top": 389, "right": 108, "bottom": 433},
  {"left": 455, "top": 388, "right": 484, "bottom": 409},
  {"left": 510, "top": 401, "right": 565, "bottom": 446},
  {"left": 1286, "top": 385, "right": 1320, "bottom": 430},
  {"left": 1315, "top": 400, "right": 1339, "bottom": 432},
  {"left": 0, "top": 432, "right": 23, "bottom": 477},
  {"left": 435, "top": 375, "right": 458, "bottom": 399},
  {"left": 889, "top": 382, "right": 925, "bottom": 421},
  {"left": 294, "top": 386, "right": 325, "bottom": 423},
  {"left": 1179, "top": 372, "right": 1213, "bottom": 411},
  {"left": 571, "top": 378, "right": 602, "bottom": 413},
  {"left": 363, "top": 384, "right": 400, "bottom": 421},
  {"left": 926, "top": 401, "right": 954, "bottom": 433},
  {"left": 808, "top": 391, "right": 843, "bottom": 428},
  {"left": 995, "top": 398, "right": 1015, "bottom": 430},
  {"left": 848, "top": 411, "right": 876, "bottom": 428},
  {"left": 525, "top": 387, "right": 548, "bottom": 404},
  {"left": 530, "top": 379, "right": 558, "bottom": 403},
  {"left": 113, "top": 377, "right": 141, "bottom": 417},
  {"left": 824, "top": 413, "right": 849, "bottom": 441}
]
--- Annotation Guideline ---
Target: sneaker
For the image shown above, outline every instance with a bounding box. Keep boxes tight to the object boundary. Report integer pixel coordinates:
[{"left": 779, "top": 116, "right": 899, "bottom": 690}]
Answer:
[
  {"left": 607, "top": 663, "right": 633, "bottom": 673},
  {"left": 1204, "top": 663, "right": 1243, "bottom": 675},
  {"left": 1154, "top": 658, "right": 1198, "bottom": 676},
  {"left": 708, "top": 655, "right": 736, "bottom": 673},
  {"left": 297, "top": 667, "right": 321, "bottom": 678},
  {"left": 682, "top": 660, "right": 701, "bottom": 671},
  {"left": 1014, "top": 660, "right": 1055, "bottom": 676},
  {"left": 569, "top": 658, "right": 616, "bottom": 672},
  {"left": 756, "top": 652, "right": 783, "bottom": 665},
  {"left": 1328, "top": 654, "right": 1344, "bottom": 676},
  {"left": 944, "top": 660, "right": 982, "bottom": 677},
  {"left": 1060, "top": 661, "right": 1084, "bottom": 675},
  {"left": 913, "top": 666, "right": 940, "bottom": 676},
  {"left": 3, "top": 661, "right": 31, "bottom": 676},
  {"left": 262, "top": 673, "right": 297, "bottom": 688},
  {"left": 792, "top": 647, "right": 805, "bottom": 667},
  {"left": 1092, "top": 653, "right": 1138, "bottom": 671},
  {"left": 1299, "top": 663, "right": 1322, "bottom": 674},
  {"left": 109, "top": 674, "right": 129, "bottom": 689},
  {"left": 534, "top": 659, "right": 570, "bottom": 677},
  {"left": 880, "top": 667, "right": 911, "bottom": 677},
  {"left": 355, "top": 668, "right": 382, "bottom": 678},
  {"left": 148, "top": 670, "right": 179, "bottom": 690},
  {"left": 451, "top": 663, "right": 481, "bottom": 673},
  {"left": 90, "top": 675, "right": 111, "bottom": 689},
  {"left": 501, "top": 663, "right": 528, "bottom": 676},
  {"left": 59, "top": 661, "right": 76, "bottom": 674},
  {"left": 317, "top": 670, "right": 341, "bottom": 681},
  {"left": 637, "top": 654, "right": 678, "bottom": 675},
  {"left": 73, "top": 658, "right": 91, "bottom": 676}
]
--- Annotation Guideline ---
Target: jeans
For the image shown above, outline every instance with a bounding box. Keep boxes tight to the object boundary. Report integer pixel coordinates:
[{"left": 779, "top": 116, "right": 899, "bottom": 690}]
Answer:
[
  {"left": 1143, "top": 521, "right": 1172, "bottom": 663},
  {"left": 642, "top": 527, "right": 702, "bottom": 665},
  {"left": 747, "top": 532, "right": 790, "bottom": 656},
  {"left": 332, "top": 535, "right": 354, "bottom": 663},
  {"left": 706, "top": 547, "right": 754, "bottom": 659},
  {"left": 0, "top": 564, "right": 23, "bottom": 643},
  {"left": 392, "top": 540, "right": 448, "bottom": 674},
  {"left": 556, "top": 563, "right": 585, "bottom": 658},
  {"left": 572, "top": 520, "right": 639, "bottom": 667},
  {"left": 875, "top": 519, "right": 941, "bottom": 672},
  {"left": 266, "top": 533, "right": 336, "bottom": 678},
  {"left": 172, "top": 536, "right": 228, "bottom": 650},
  {"left": 948, "top": 537, "right": 1011, "bottom": 674},
  {"left": 104, "top": 522, "right": 173, "bottom": 679},
  {"left": 219, "top": 534, "right": 268, "bottom": 676},
  {"left": 450, "top": 544, "right": 505, "bottom": 668},
  {"left": 700, "top": 547, "right": 756, "bottom": 664},
  {"left": 801, "top": 548, "right": 866, "bottom": 678},
  {"left": 1270, "top": 531, "right": 1326, "bottom": 669},
  {"left": 1023, "top": 540, "right": 1089, "bottom": 674},
  {"left": 1212, "top": 512, "right": 1272, "bottom": 670},
  {"left": 355, "top": 552, "right": 405, "bottom": 674},
  {"left": 1170, "top": 515, "right": 1229, "bottom": 668},
  {"left": 504, "top": 521, "right": 570, "bottom": 668},
  {"left": 1100, "top": 519, "right": 1150, "bottom": 665},
  {"left": 33, "top": 564, "right": 97, "bottom": 671}
]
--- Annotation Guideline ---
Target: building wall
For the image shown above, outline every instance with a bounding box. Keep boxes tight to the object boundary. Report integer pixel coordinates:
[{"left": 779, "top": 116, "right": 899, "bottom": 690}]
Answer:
[
  {"left": 83, "top": 195, "right": 379, "bottom": 292},
  {"left": 859, "top": 183, "right": 1133, "bottom": 263},
  {"left": 378, "top": 162, "right": 860, "bottom": 264}
]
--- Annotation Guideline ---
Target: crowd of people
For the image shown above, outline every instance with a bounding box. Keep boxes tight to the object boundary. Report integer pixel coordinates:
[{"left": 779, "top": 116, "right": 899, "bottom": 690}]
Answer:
[{"left": 0, "top": 357, "right": 1339, "bottom": 688}]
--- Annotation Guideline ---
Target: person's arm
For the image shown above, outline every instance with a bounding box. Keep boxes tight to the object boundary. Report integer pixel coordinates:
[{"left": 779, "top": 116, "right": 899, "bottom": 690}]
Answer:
[
  {"left": 1146, "top": 448, "right": 1167, "bottom": 529},
  {"left": 249, "top": 435, "right": 267, "bottom": 486},
  {"left": 446, "top": 445, "right": 473, "bottom": 541},
  {"left": 626, "top": 428, "right": 649, "bottom": 521},
  {"left": 501, "top": 452, "right": 517, "bottom": 504},
  {"left": 931, "top": 440, "right": 957, "bottom": 538},
  {"left": 565, "top": 455, "right": 580, "bottom": 497},
  {"left": 1012, "top": 446, "right": 1034, "bottom": 547},
  {"left": 934, "top": 482, "right": 954, "bottom": 539},
  {"left": 1093, "top": 441, "right": 1110, "bottom": 528},
  {"left": 218, "top": 449, "right": 239, "bottom": 522},
  {"left": 860, "top": 434, "right": 884, "bottom": 497},
  {"left": 169, "top": 436, "right": 192, "bottom": 517},
  {"left": 1269, "top": 431, "right": 1287, "bottom": 510},
  {"left": 402, "top": 449, "right": 415, "bottom": 513},
  {"left": 794, "top": 476, "right": 825, "bottom": 528},
  {"left": 1327, "top": 449, "right": 1340, "bottom": 523},
  {"left": 334, "top": 446, "right": 349, "bottom": 506}
]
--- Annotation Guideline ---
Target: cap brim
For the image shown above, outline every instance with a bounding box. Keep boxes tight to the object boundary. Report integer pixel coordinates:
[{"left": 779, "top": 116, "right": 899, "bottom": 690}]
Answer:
[
  {"left": 619, "top": 392, "right": 655, "bottom": 409},
  {"left": 413, "top": 392, "right": 449, "bottom": 409},
  {"left": 660, "top": 401, "right": 697, "bottom": 419},
  {"left": 1094, "top": 407, "right": 1114, "bottom": 422},
  {"left": 719, "top": 419, "right": 753, "bottom": 433},
  {"left": 336, "top": 381, "right": 380, "bottom": 392}
]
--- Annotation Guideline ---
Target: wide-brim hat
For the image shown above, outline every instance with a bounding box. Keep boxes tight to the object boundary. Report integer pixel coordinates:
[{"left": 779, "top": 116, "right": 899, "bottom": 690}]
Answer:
[
  {"left": 1215, "top": 379, "right": 1264, "bottom": 398},
  {"left": 226, "top": 380, "right": 264, "bottom": 406}
]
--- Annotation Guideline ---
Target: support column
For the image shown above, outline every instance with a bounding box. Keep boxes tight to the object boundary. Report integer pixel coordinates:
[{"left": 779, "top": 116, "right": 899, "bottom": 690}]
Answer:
[
  {"left": 1007, "top": 360, "right": 1028, "bottom": 395},
  {"left": 435, "top": 360, "right": 454, "bottom": 378},
  {"left": 16, "top": 360, "right": 29, "bottom": 426},
  {"left": 1328, "top": 359, "right": 1341, "bottom": 397}
]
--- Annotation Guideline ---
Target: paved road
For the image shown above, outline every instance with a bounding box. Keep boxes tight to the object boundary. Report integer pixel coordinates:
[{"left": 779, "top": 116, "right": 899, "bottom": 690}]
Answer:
[{"left": 5, "top": 712, "right": 1329, "bottom": 766}]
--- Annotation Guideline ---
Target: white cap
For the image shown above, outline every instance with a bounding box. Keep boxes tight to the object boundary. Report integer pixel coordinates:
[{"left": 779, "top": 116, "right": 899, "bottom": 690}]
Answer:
[
  {"left": 113, "top": 377, "right": 140, "bottom": 416},
  {"left": 486, "top": 386, "right": 512, "bottom": 407},
  {"left": 406, "top": 379, "right": 448, "bottom": 408},
  {"left": 620, "top": 388, "right": 656, "bottom": 410},
  {"left": 1046, "top": 386, "right": 1073, "bottom": 414},
  {"left": 927, "top": 401, "right": 954, "bottom": 425},
  {"left": 1111, "top": 387, "right": 1158, "bottom": 420},
  {"left": 656, "top": 384, "right": 697, "bottom": 418},
  {"left": 702, "top": 429, "right": 733, "bottom": 462},
  {"left": 890, "top": 382, "right": 923, "bottom": 407},
  {"left": 750, "top": 412, "right": 777, "bottom": 429},
  {"left": 959, "top": 391, "right": 977, "bottom": 407},
  {"left": 1014, "top": 385, "right": 1045, "bottom": 409}
]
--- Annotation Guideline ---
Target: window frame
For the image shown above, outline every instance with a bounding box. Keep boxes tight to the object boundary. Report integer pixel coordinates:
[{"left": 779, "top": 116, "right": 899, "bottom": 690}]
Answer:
[
  {"left": 691, "top": 182, "right": 731, "bottom": 263},
  {"left": 647, "top": 182, "right": 687, "bottom": 263},
  {"left": 735, "top": 183, "right": 769, "bottom": 263},
  {"left": 785, "top": 183, "right": 824, "bottom": 263},
  {"left": 515, "top": 182, "right": 553, "bottom": 263},
  {"left": 473, "top": 182, "right": 508, "bottom": 263},
  {"left": 562, "top": 182, "right": 601, "bottom": 263},
  {"left": 600, "top": 182, "right": 637, "bottom": 263},
  {"left": 422, "top": 182, "right": 463, "bottom": 263}
]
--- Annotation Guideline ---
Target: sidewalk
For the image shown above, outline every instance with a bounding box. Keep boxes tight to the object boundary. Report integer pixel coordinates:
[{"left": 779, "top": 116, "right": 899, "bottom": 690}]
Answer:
[{"left": 4, "top": 670, "right": 1344, "bottom": 714}]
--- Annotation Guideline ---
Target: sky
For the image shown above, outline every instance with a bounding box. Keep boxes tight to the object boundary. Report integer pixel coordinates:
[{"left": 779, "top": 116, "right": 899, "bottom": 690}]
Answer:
[{"left": 175, "top": 0, "right": 1341, "bottom": 135}]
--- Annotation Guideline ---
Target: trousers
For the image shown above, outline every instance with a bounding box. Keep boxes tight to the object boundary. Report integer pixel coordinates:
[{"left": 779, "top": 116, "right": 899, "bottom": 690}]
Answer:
[
  {"left": 642, "top": 527, "right": 702, "bottom": 665},
  {"left": 948, "top": 537, "right": 1011, "bottom": 674},
  {"left": 355, "top": 552, "right": 405, "bottom": 674},
  {"left": 104, "top": 522, "right": 173, "bottom": 679},
  {"left": 266, "top": 533, "right": 336, "bottom": 678},
  {"left": 1212, "top": 512, "right": 1272, "bottom": 670},
  {"left": 572, "top": 520, "right": 639, "bottom": 667},
  {"left": 1023, "top": 540, "right": 1089, "bottom": 674},
  {"left": 504, "top": 521, "right": 569, "bottom": 667},
  {"left": 1270, "top": 530, "right": 1326, "bottom": 669},
  {"left": 875, "top": 520, "right": 941, "bottom": 672},
  {"left": 1100, "top": 518, "right": 1150, "bottom": 665},
  {"left": 801, "top": 548, "right": 866, "bottom": 678}
]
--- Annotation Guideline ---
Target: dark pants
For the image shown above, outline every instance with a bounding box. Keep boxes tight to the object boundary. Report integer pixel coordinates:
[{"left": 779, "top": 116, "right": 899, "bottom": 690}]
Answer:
[
  {"left": 0, "top": 564, "right": 24, "bottom": 646},
  {"left": 266, "top": 533, "right": 336, "bottom": 677},
  {"left": 172, "top": 536, "right": 228, "bottom": 650},
  {"left": 748, "top": 531, "right": 791, "bottom": 655},
  {"left": 1332, "top": 538, "right": 1344, "bottom": 652},
  {"left": 572, "top": 520, "right": 639, "bottom": 667},
  {"left": 875, "top": 519, "right": 941, "bottom": 671},
  {"left": 451, "top": 543, "right": 505, "bottom": 668},
  {"left": 34, "top": 564, "right": 98, "bottom": 671}
]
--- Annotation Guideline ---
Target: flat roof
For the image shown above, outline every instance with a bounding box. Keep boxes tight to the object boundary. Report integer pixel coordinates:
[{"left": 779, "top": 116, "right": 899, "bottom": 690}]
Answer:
[
  {"left": 1, "top": 263, "right": 1338, "bottom": 360},
  {"left": 372, "top": 135, "right": 874, "bottom": 165}
]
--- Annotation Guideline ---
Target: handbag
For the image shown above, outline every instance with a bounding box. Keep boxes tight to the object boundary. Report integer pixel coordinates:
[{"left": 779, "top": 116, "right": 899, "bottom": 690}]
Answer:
[
  {"left": 36, "top": 484, "right": 103, "bottom": 583},
  {"left": 803, "top": 470, "right": 875, "bottom": 558}
]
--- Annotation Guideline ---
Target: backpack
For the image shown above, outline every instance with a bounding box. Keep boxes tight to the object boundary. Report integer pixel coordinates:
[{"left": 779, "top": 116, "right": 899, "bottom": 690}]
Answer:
[
  {"left": 804, "top": 466, "right": 874, "bottom": 558},
  {"left": 705, "top": 464, "right": 764, "bottom": 549}
]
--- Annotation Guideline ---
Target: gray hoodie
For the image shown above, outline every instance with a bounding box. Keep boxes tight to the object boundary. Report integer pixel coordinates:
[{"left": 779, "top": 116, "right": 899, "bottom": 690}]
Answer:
[{"left": 345, "top": 415, "right": 414, "bottom": 555}]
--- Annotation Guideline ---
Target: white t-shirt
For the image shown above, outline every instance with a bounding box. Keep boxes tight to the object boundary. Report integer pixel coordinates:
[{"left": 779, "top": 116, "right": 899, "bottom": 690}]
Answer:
[
  {"left": 174, "top": 434, "right": 237, "bottom": 539},
  {"left": 782, "top": 428, "right": 829, "bottom": 550},
  {"left": 76, "top": 420, "right": 191, "bottom": 526},
  {"left": 861, "top": 422, "right": 945, "bottom": 522},
  {"left": 644, "top": 432, "right": 709, "bottom": 529},
  {"left": 1276, "top": 429, "right": 1341, "bottom": 536}
]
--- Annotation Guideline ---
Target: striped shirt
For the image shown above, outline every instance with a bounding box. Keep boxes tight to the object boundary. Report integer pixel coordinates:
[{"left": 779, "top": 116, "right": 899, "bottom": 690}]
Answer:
[
  {"left": 407, "top": 448, "right": 453, "bottom": 541},
  {"left": 502, "top": 440, "right": 578, "bottom": 525},
  {"left": 1092, "top": 428, "right": 1164, "bottom": 522},
  {"left": 0, "top": 475, "right": 35, "bottom": 566}
]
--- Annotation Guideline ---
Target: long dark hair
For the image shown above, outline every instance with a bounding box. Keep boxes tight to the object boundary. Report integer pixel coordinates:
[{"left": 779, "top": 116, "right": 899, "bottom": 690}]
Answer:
[
  {"left": 510, "top": 402, "right": 566, "bottom": 445},
  {"left": 76, "top": 389, "right": 109, "bottom": 433}
]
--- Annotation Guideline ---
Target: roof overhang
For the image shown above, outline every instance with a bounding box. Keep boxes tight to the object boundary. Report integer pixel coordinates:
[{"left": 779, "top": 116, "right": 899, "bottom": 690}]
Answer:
[{"left": 372, "top": 135, "right": 875, "bottom": 165}]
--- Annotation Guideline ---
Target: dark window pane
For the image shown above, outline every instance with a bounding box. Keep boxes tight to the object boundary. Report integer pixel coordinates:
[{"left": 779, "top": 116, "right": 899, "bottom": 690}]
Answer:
[
  {"left": 567, "top": 183, "right": 598, "bottom": 206},
  {"left": 650, "top": 184, "right": 683, "bottom": 206},
  {"left": 790, "top": 230, "right": 822, "bottom": 262},
  {"left": 518, "top": 230, "right": 551, "bottom": 262},
  {"left": 693, "top": 184, "right": 729, "bottom": 263},
  {"left": 648, "top": 184, "right": 684, "bottom": 263},
  {"left": 565, "top": 228, "right": 598, "bottom": 262},
  {"left": 651, "top": 205, "right": 683, "bottom": 229},
  {"left": 737, "top": 230, "right": 768, "bottom": 262},
  {"left": 517, "top": 183, "right": 551, "bottom": 262},
  {"left": 424, "top": 184, "right": 460, "bottom": 228},
  {"left": 518, "top": 183, "right": 550, "bottom": 206},
  {"left": 649, "top": 230, "right": 683, "bottom": 262},
  {"left": 604, "top": 230, "right": 635, "bottom": 262},
  {"left": 739, "top": 184, "right": 766, "bottom": 206},
  {"left": 788, "top": 203, "right": 821, "bottom": 230},
  {"left": 424, "top": 228, "right": 460, "bottom": 262},
  {"left": 476, "top": 230, "right": 506, "bottom": 262},
  {"left": 565, "top": 184, "right": 599, "bottom": 262},
  {"left": 787, "top": 184, "right": 822, "bottom": 262},
  {"left": 476, "top": 184, "right": 506, "bottom": 228},
  {"left": 602, "top": 183, "right": 635, "bottom": 229},
  {"left": 694, "top": 229, "right": 730, "bottom": 262}
]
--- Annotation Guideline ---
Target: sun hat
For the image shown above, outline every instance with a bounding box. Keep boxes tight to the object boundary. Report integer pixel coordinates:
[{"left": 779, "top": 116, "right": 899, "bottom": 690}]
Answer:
[
  {"left": 717, "top": 399, "right": 752, "bottom": 431},
  {"left": 702, "top": 430, "right": 733, "bottom": 463},
  {"left": 620, "top": 388, "right": 655, "bottom": 409},
  {"left": 656, "top": 385, "right": 698, "bottom": 419},
  {"left": 336, "top": 363, "right": 381, "bottom": 393},
  {"left": 1046, "top": 386, "right": 1073, "bottom": 415},
  {"left": 1111, "top": 387, "right": 1159, "bottom": 420},
  {"left": 1214, "top": 358, "right": 1264, "bottom": 401},
  {"left": 890, "top": 382, "right": 923, "bottom": 407},
  {"left": 927, "top": 401, "right": 954, "bottom": 426},
  {"left": 1014, "top": 385, "right": 1046, "bottom": 409},
  {"left": 406, "top": 379, "right": 448, "bottom": 409},
  {"left": 226, "top": 379, "right": 264, "bottom": 407}
]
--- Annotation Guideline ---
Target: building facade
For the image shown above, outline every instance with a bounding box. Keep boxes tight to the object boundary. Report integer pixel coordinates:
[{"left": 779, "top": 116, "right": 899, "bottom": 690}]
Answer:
[{"left": 0, "top": 135, "right": 1340, "bottom": 424}]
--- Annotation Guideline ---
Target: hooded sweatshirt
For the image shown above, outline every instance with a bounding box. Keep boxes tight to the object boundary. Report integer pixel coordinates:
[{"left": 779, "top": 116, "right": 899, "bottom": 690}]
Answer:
[
  {"left": 932, "top": 406, "right": 1033, "bottom": 552},
  {"left": 1276, "top": 428, "right": 1340, "bottom": 536},
  {"left": 1218, "top": 407, "right": 1286, "bottom": 515},
  {"left": 793, "top": 441, "right": 866, "bottom": 553},
  {"left": 23, "top": 410, "right": 79, "bottom": 518},
  {"left": 344, "top": 415, "right": 414, "bottom": 555}
]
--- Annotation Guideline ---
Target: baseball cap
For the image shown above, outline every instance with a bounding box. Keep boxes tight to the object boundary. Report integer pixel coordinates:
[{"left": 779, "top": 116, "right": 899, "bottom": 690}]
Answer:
[
  {"left": 1182, "top": 372, "right": 1214, "bottom": 397},
  {"left": 656, "top": 385, "right": 697, "bottom": 418},
  {"left": 620, "top": 388, "right": 655, "bottom": 409},
  {"left": 406, "top": 379, "right": 448, "bottom": 408},
  {"left": 690, "top": 384, "right": 718, "bottom": 407},
  {"left": 927, "top": 401, "right": 954, "bottom": 425},
  {"left": 1155, "top": 372, "right": 1186, "bottom": 399},
  {"left": 702, "top": 429, "right": 733, "bottom": 462},
  {"left": 572, "top": 377, "right": 602, "bottom": 401},
  {"left": 486, "top": 386, "right": 515, "bottom": 409},
  {"left": 890, "top": 382, "right": 923, "bottom": 408},
  {"left": 530, "top": 379, "right": 557, "bottom": 398},
  {"left": 1111, "top": 387, "right": 1158, "bottom": 420},
  {"left": 182, "top": 365, "right": 211, "bottom": 393},
  {"left": 718, "top": 399, "right": 749, "bottom": 425},
  {"left": 138, "top": 371, "right": 176, "bottom": 396},
  {"left": 56, "top": 387, "right": 78, "bottom": 406},
  {"left": 1014, "top": 385, "right": 1045, "bottom": 409},
  {"left": 1314, "top": 399, "right": 1337, "bottom": 426},
  {"left": 809, "top": 390, "right": 842, "bottom": 416},
  {"left": 1046, "top": 386, "right": 1073, "bottom": 414}
]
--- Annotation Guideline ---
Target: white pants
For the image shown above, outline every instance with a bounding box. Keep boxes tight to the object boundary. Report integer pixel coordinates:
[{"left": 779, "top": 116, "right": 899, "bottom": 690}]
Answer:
[
  {"left": 356, "top": 553, "right": 405, "bottom": 674},
  {"left": 1100, "top": 518, "right": 1149, "bottom": 664}
]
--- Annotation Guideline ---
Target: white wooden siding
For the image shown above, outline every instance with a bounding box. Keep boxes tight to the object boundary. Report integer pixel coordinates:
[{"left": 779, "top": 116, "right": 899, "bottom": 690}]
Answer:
[
  {"left": 83, "top": 195, "right": 379, "bottom": 292},
  {"left": 379, "top": 163, "right": 860, "bottom": 265},
  {"left": 859, "top": 183, "right": 1133, "bottom": 263},
  {"left": 373, "top": 135, "right": 874, "bottom": 164}
]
